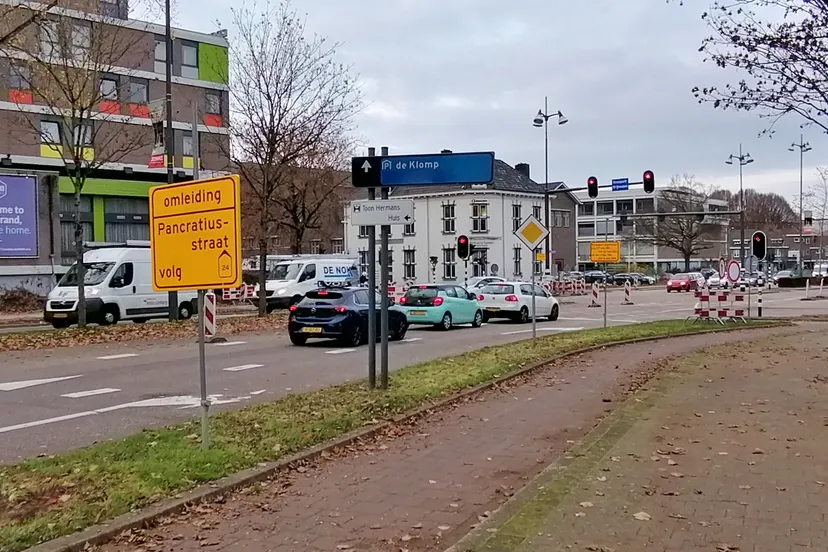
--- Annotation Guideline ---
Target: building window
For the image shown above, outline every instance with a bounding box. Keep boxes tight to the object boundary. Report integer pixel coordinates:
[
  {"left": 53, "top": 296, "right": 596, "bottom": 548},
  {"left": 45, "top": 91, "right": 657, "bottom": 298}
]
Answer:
[
  {"left": 532, "top": 204, "right": 542, "bottom": 220},
  {"left": 358, "top": 250, "right": 369, "bottom": 276},
  {"left": 99, "top": 77, "right": 118, "bottom": 100},
  {"left": 578, "top": 202, "right": 594, "bottom": 217},
  {"left": 442, "top": 247, "right": 456, "bottom": 279},
  {"left": 403, "top": 219, "right": 415, "bottom": 235},
  {"left": 310, "top": 240, "right": 321, "bottom": 255},
  {"left": 471, "top": 203, "right": 489, "bottom": 233},
  {"left": 562, "top": 211, "right": 570, "bottom": 227},
  {"left": 40, "top": 20, "right": 59, "bottom": 57},
  {"left": 100, "top": 0, "right": 120, "bottom": 18},
  {"left": 73, "top": 123, "right": 92, "bottom": 146},
  {"left": 597, "top": 201, "right": 614, "bottom": 216},
  {"left": 358, "top": 225, "right": 369, "bottom": 238},
  {"left": 554, "top": 211, "right": 564, "bottom": 228},
  {"left": 617, "top": 199, "right": 633, "bottom": 215},
  {"left": 59, "top": 194, "right": 93, "bottom": 259},
  {"left": 533, "top": 248, "right": 543, "bottom": 275},
  {"left": 181, "top": 42, "right": 199, "bottom": 79},
  {"left": 794, "top": 237, "right": 800, "bottom": 243},
  {"left": 635, "top": 198, "right": 654, "bottom": 213},
  {"left": 513, "top": 246, "right": 522, "bottom": 276},
  {"left": 471, "top": 248, "right": 487, "bottom": 277},
  {"left": 154, "top": 39, "right": 166, "bottom": 74},
  {"left": 127, "top": 79, "right": 148, "bottom": 103},
  {"left": 103, "top": 197, "right": 149, "bottom": 242},
  {"left": 206, "top": 91, "right": 221, "bottom": 114},
  {"left": 331, "top": 239, "right": 343, "bottom": 254},
  {"left": 596, "top": 220, "right": 612, "bottom": 236},
  {"left": 577, "top": 222, "right": 594, "bottom": 237},
  {"left": 805, "top": 237, "right": 812, "bottom": 245},
  {"left": 72, "top": 24, "right": 90, "bottom": 57},
  {"left": 9, "top": 63, "right": 30, "bottom": 90},
  {"left": 182, "top": 131, "right": 193, "bottom": 156},
  {"left": 442, "top": 203, "right": 456, "bottom": 233},
  {"left": 40, "top": 120, "right": 61, "bottom": 146},
  {"left": 512, "top": 204, "right": 521, "bottom": 232},
  {"left": 577, "top": 241, "right": 590, "bottom": 259},
  {"left": 403, "top": 248, "right": 416, "bottom": 279}
]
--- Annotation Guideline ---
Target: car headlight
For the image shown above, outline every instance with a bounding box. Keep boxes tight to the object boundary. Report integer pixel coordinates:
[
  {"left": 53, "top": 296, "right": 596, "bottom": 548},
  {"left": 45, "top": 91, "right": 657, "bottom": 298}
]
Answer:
[
  {"left": 277, "top": 288, "right": 287, "bottom": 295},
  {"left": 86, "top": 288, "right": 99, "bottom": 296}
]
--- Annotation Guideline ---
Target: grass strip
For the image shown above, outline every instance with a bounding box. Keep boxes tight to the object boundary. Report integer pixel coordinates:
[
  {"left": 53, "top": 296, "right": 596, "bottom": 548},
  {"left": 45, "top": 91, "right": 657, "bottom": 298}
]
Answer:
[{"left": 0, "top": 319, "right": 778, "bottom": 551}]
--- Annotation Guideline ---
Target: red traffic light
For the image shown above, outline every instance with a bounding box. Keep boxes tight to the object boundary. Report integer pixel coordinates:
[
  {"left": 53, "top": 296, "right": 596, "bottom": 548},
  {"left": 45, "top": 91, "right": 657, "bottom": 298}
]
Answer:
[
  {"left": 587, "top": 177, "right": 597, "bottom": 185},
  {"left": 643, "top": 170, "right": 655, "bottom": 193},
  {"left": 587, "top": 176, "right": 598, "bottom": 198},
  {"left": 754, "top": 236, "right": 761, "bottom": 241},
  {"left": 459, "top": 236, "right": 467, "bottom": 244}
]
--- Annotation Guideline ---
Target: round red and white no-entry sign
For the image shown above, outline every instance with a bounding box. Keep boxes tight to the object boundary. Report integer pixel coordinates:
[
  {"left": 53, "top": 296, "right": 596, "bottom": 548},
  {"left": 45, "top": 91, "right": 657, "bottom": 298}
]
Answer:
[{"left": 726, "top": 260, "right": 741, "bottom": 283}]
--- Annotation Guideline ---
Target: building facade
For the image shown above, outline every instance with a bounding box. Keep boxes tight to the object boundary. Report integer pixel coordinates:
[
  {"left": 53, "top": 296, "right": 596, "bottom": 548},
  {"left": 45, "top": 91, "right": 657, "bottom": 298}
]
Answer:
[
  {"left": 0, "top": 0, "right": 230, "bottom": 290},
  {"left": 343, "top": 159, "right": 578, "bottom": 285},
  {"left": 573, "top": 186, "right": 729, "bottom": 273}
]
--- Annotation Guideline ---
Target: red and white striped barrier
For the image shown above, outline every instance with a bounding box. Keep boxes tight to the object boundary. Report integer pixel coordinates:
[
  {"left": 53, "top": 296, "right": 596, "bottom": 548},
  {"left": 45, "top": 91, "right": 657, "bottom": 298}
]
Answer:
[
  {"left": 222, "top": 283, "right": 256, "bottom": 301},
  {"left": 689, "top": 288, "right": 746, "bottom": 323},
  {"left": 204, "top": 291, "right": 217, "bottom": 339},
  {"left": 621, "top": 280, "right": 634, "bottom": 305},
  {"left": 588, "top": 282, "right": 601, "bottom": 308}
]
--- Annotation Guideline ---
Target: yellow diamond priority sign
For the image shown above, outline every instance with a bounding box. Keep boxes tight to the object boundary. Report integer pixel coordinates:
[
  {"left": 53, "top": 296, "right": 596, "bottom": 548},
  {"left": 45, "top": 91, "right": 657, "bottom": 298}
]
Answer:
[
  {"left": 514, "top": 214, "right": 549, "bottom": 251},
  {"left": 150, "top": 175, "right": 242, "bottom": 291}
]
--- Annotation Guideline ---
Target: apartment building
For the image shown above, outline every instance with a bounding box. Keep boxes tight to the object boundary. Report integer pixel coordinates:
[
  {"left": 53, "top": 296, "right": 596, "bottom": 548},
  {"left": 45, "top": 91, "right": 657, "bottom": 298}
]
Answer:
[
  {"left": 0, "top": 0, "right": 230, "bottom": 290},
  {"left": 343, "top": 159, "right": 579, "bottom": 285}
]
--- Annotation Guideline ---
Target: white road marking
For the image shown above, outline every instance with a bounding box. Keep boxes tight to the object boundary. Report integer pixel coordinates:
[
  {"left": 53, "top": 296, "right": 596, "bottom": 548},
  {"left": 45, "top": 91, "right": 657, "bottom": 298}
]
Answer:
[
  {"left": 0, "top": 375, "right": 82, "bottom": 392},
  {"left": 61, "top": 388, "right": 120, "bottom": 398},
  {"left": 501, "top": 326, "right": 584, "bottom": 335},
  {"left": 326, "top": 348, "right": 356, "bottom": 355},
  {"left": 96, "top": 353, "right": 139, "bottom": 360},
  {"left": 222, "top": 364, "right": 263, "bottom": 372},
  {"left": 213, "top": 341, "right": 246, "bottom": 347},
  {"left": 0, "top": 393, "right": 250, "bottom": 434},
  {"left": 560, "top": 316, "right": 600, "bottom": 321},
  {"left": 250, "top": 389, "right": 266, "bottom": 395},
  {"left": 401, "top": 337, "right": 423, "bottom": 343}
]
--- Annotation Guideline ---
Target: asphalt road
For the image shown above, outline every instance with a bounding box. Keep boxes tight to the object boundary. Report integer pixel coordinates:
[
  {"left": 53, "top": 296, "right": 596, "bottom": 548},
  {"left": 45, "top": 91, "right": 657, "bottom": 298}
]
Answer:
[{"left": 0, "top": 287, "right": 823, "bottom": 464}]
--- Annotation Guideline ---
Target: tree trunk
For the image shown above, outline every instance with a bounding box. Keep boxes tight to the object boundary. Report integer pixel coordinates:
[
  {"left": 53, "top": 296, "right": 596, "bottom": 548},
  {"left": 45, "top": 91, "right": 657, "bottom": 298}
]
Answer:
[
  {"left": 74, "top": 187, "right": 87, "bottom": 328},
  {"left": 258, "top": 237, "right": 267, "bottom": 316},
  {"left": 291, "top": 227, "right": 303, "bottom": 255},
  {"left": 683, "top": 255, "right": 691, "bottom": 272}
]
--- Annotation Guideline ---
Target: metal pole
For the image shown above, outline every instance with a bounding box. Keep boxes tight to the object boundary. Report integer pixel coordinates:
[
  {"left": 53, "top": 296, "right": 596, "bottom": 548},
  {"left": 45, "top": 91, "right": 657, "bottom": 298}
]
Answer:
[
  {"left": 197, "top": 289, "right": 210, "bottom": 449},
  {"left": 531, "top": 262, "right": 537, "bottom": 338},
  {"left": 799, "top": 134, "right": 804, "bottom": 276},
  {"left": 165, "top": 0, "right": 178, "bottom": 321},
  {"left": 739, "top": 144, "right": 745, "bottom": 267},
  {"left": 192, "top": 103, "right": 199, "bottom": 180},
  {"left": 380, "top": 146, "right": 390, "bottom": 390},
  {"left": 366, "top": 148, "right": 377, "bottom": 389},
  {"left": 603, "top": 218, "right": 608, "bottom": 328},
  {"left": 544, "top": 96, "right": 551, "bottom": 274},
  {"left": 464, "top": 259, "right": 468, "bottom": 288}
]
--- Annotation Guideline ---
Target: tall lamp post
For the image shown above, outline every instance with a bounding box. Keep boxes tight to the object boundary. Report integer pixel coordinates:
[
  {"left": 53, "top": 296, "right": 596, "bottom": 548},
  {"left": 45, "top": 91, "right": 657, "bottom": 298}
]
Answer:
[
  {"left": 533, "top": 97, "right": 567, "bottom": 276},
  {"left": 164, "top": 0, "right": 177, "bottom": 321},
  {"left": 789, "top": 135, "right": 811, "bottom": 276},
  {"left": 725, "top": 145, "right": 754, "bottom": 266}
]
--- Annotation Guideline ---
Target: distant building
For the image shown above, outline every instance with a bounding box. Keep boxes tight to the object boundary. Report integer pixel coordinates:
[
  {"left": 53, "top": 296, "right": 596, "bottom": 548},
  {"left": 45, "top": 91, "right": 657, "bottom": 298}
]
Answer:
[{"left": 343, "top": 158, "right": 579, "bottom": 285}]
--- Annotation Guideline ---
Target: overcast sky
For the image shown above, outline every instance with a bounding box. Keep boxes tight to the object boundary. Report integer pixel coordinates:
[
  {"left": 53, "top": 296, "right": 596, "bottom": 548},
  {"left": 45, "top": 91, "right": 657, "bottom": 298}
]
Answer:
[{"left": 185, "top": 0, "right": 827, "bottom": 204}]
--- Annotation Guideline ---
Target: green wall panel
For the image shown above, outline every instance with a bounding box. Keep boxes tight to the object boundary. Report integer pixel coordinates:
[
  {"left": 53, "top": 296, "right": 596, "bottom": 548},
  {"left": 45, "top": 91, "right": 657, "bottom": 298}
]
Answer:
[
  {"left": 58, "top": 177, "right": 158, "bottom": 197},
  {"left": 92, "top": 196, "right": 105, "bottom": 241},
  {"left": 198, "top": 43, "right": 229, "bottom": 84}
]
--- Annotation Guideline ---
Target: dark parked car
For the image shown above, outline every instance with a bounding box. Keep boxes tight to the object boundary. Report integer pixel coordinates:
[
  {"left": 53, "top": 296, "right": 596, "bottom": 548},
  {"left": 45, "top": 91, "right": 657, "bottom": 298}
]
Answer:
[
  {"left": 612, "top": 273, "right": 640, "bottom": 285},
  {"left": 584, "top": 270, "right": 608, "bottom": 284},
  {"left": 288, "top": 287, "right": 408, "bottom": 346}
]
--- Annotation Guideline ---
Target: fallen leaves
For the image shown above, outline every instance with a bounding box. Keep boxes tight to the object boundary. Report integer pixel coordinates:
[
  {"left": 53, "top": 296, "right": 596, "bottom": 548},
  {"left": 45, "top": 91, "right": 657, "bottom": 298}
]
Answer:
[{"left": 633, "top": 511, "right": 651, "bottom": 521}]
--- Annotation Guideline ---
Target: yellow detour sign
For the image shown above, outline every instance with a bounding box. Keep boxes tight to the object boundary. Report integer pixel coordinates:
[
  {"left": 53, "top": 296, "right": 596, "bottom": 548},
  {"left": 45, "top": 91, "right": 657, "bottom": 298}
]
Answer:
[
  {"left": 590, "top": 241, "right": 621, "bottom": 263},
  {"left": 535, "top": 252, "right": 546, "bottom": 262},
  {"left": 150, "top": 175, "right": 242, "bottom": 291}
]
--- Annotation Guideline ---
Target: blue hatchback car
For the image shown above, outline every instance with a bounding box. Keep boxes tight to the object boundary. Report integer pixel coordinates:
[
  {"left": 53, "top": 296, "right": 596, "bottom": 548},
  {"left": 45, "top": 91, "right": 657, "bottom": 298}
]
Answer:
[{"left": 399, "top": 284, "right": 484, "bottom": 330}]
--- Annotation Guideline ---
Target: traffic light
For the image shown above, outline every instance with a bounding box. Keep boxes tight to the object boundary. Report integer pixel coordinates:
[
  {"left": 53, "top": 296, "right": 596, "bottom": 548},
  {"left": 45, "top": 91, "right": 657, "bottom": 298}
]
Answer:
[
  {"left": 457, "top": 235, "right": 470, "bottom": 260},
  {"left": 587, "top": 176, "right": 598, "bottom": 198},
  {"left": 643, "top": 170, "right": 655, "bottom": 194},
  {"left": 752, "top": 230, "right": 767, "bottom": 261}
]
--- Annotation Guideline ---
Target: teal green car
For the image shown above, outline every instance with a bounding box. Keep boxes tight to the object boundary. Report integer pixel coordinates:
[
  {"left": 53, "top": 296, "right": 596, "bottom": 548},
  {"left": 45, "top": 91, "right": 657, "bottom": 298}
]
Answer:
[{"left": 399, "top": 284, "right": 484, "bottom": 330}]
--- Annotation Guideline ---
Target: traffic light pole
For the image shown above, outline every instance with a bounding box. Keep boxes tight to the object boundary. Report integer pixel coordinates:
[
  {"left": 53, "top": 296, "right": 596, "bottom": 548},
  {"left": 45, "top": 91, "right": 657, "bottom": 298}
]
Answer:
[
  {"left": 366, "top": 148, "right": 377, "bottom": 389},
  {"left": 380, "top": 146, "right": 390, "bottom": 390}
]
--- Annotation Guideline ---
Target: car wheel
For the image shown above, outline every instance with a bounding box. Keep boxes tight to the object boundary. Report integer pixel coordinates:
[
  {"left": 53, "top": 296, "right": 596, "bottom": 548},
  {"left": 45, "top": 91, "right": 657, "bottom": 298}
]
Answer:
[
  {"left": 51, "top": 320, "right": 71, "bottom": 329},
  {"left": 481, "top": 312, "right": 490, "bottom": 323},
  {"left": 471, "top": 310, "right": 483, "bottom": 328},
  {"left": 178, "top": 302, "right": 193, "bottom": 320},
  {"left": 548, "top": 304, "right": 559, "bottom": 321},
  {"left": 289, "top": 333, "right": 307, "bottom": 346},
  {"left": 435, "top": 312, "right": 452, "bottom": 330},
  {"left": 391, "top": 319, "right": 408, "bottom": 341},
  {"left": 517, "top": 307, "right": 529, "bottom": 324},
  {"left": 100, "top": 305, "right": 119, "bottom": 326},
  {"left": 342, "top": 324, "right": 363, "bottom": 347}
]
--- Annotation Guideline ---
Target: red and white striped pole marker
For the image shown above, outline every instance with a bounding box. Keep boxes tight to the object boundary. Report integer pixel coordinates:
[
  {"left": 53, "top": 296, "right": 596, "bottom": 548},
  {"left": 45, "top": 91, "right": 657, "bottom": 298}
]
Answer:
[
  {"left": 204, "top": 291, "right": 217, "bottom": 341},
  {"left": 588, "top": 282, "right": 601, "bottom": 307},
  {"left": 621, "top": 280, "right": 634, "bottom": 305}
]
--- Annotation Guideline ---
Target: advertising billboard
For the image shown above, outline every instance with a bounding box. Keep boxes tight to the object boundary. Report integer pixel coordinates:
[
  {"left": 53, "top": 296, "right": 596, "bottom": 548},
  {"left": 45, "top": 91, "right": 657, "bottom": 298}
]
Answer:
[{"left": 0, "top": 174, "right": 39, "bottom": 258}]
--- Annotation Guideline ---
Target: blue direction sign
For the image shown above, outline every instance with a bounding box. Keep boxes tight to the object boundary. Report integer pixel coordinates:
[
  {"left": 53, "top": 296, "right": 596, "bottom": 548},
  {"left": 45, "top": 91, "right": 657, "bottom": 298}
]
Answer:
[
  {"left": 611, "top": 178, "right": 629, "bottom": 192},
  {"left": 351, "top": 151, "right": 495, "bottom": 187}
]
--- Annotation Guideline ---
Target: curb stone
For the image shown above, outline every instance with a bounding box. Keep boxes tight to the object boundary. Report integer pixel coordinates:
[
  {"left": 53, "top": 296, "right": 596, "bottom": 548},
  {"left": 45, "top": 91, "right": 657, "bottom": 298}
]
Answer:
[{"left": 24, "top": 321, "right": 787, "bottom": 552}]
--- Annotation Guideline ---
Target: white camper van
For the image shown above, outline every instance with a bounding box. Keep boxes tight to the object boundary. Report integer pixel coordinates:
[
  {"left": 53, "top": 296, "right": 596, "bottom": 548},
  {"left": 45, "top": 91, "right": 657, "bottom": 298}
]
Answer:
[
  {"left": 257, "top": 256, "right": 359, "bottom": 312},
  {"left": 44, "top": 242, "right": 198, "bottom": 328}
]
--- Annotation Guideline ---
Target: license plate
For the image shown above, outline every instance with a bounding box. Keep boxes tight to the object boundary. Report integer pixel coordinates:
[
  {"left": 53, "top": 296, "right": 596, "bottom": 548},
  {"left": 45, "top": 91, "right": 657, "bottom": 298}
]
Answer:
[
  {"left": 53, "top": 313, "right": 68, "bottom": 318},
  {"left": 486, "top": 307, "right": 500, "bottom": 312},
  {"left": 410, "top": 310, "right": 427, "bottom": 315},
  {"left": 301, "top": 327, "right": 322, "bottom": 333}
]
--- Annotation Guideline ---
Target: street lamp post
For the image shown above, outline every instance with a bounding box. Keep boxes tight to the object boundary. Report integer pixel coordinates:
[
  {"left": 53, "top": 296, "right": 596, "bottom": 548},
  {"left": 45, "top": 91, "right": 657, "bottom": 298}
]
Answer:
[
  {"left": 725, "top": 145, "right": 754, "bottom": 266},
  {"left": 533, "top": 97, "right": 567, "bottom": 276},
  {"left": 789, "top": 135, "right": 812, "bottom": 276}
]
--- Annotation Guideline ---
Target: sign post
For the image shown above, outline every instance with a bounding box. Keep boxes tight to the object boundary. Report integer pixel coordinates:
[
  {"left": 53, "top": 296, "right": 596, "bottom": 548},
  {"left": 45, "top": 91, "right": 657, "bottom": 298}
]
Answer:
[
  {"left": 590, "top": 240, "right": 621, "bottom": 328},
  {"left": 150, "top": 174, "right": 242, "bottom": 449},
  {"left": 514, "top": 214, "right": 550, "bottom": 339}
]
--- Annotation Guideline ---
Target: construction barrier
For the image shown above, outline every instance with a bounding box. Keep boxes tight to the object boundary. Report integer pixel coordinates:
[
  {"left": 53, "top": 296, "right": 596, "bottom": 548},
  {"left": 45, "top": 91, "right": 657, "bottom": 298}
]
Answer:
[
  {"left": 222, "top": 283, "right": 256, "bottom": 301},
  {"left": 588, "top": 282, "right": 601, "bottom": 308},
  {"left": 621, "top": 280, "right": 634, "bottom": 305},
  {"left": 204, "top": 292, "right": 217, "bottom": 339},
  {"left": 688, "top": 288, "right": 747, "bottom": 323}
]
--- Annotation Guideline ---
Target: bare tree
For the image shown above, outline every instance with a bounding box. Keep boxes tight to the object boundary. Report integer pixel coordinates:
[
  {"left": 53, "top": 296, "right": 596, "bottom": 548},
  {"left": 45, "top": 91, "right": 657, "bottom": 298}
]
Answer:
[
  {"left": 671, "top": 0, "right": 828, "bottom": 134},
  {"left": 638, "top": 175, "right": 722, "bottom": 271},
  {"left": 227, "top": 0, "right": 363, "bottom": 316},
  {"left": 711, "top": 188, "right": 798, "bottom": 227},
  {"left": 806, "top": 168, "right": 828, "bottom": 260},
  {"left": 0, "top": 0, "right": 60, "bottom": 47},
  {"left": 2, "top": 1, "right": 153, "bottom": 327}
]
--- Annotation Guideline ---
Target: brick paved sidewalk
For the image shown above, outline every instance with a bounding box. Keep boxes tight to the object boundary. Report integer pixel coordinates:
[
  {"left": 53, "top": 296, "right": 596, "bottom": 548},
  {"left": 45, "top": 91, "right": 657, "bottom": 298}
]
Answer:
[
  {"left": 464, "top": 323, "right": 828, "bottom": 552},
  {"left": 94, "top": 328, "right": 783, "bottom": 552}
]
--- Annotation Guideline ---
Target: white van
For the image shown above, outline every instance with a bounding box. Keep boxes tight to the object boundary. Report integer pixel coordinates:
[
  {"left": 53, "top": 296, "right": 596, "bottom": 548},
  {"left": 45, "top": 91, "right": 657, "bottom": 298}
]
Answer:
[
  {"left": 44, "top": 243, "right": 198, "bottom": 329},
  {"left": 258, "top": 256, "right": 359, "bottom": 312}
]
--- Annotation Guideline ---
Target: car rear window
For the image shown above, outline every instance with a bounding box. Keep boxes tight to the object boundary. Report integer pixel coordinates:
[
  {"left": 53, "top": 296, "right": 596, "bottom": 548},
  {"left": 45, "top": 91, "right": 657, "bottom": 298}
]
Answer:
[
  {"left": 674, "top": 274, "right": 689, "bottom": 280},
  {"left": 481, "top": 284, "right": 515, "bottom": 294},
  {"left": 406, "top": 287, "right": 438, "bottom": 298},
  {"left": 304, "top": 290, "right": 345, "bottom": 302}
]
